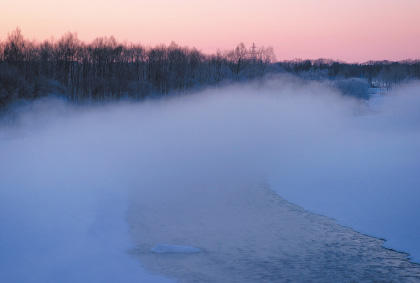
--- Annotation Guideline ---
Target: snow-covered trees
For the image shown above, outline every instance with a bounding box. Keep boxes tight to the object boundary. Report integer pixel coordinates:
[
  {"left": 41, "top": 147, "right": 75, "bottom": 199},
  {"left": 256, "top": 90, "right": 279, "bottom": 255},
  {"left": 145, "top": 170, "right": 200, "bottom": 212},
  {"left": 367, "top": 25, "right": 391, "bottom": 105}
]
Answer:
[
  {"left": 334, "top": 78, "right": 370, "bottom": 99},
  {"left": 278, "top": 59, "right": 420, "bottom": 96}
]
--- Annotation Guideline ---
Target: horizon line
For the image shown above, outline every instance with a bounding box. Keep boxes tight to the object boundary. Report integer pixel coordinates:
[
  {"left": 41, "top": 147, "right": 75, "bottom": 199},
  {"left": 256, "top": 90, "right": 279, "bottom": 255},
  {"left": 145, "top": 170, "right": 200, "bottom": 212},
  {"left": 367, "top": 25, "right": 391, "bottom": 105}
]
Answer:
[{"left": 2, "top": 27, "right": 420, "bottom": 65}]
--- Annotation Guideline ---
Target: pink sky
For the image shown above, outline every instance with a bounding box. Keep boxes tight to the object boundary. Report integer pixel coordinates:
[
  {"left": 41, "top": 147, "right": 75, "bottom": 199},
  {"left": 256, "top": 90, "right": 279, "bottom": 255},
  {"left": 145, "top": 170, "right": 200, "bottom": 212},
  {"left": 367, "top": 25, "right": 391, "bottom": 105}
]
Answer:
[{"left": 1, "top": 0, "right": 419, "bottom": 62}]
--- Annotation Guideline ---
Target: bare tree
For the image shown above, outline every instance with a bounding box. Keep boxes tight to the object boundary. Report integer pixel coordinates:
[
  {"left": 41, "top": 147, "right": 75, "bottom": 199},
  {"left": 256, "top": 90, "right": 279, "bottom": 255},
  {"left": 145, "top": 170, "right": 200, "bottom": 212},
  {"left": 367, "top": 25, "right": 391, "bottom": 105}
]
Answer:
[
  {"left": 0, "top": 28, "right": 305, "bottom": 107},
  {"left": 227, "top": 43, "right": 250, "bottom": 79},
  {"left": 257, "top": 46, "right": 276, "bottom": 74},
  {"left": 4, "top": 27, "right": 26, "bottom": 65}
]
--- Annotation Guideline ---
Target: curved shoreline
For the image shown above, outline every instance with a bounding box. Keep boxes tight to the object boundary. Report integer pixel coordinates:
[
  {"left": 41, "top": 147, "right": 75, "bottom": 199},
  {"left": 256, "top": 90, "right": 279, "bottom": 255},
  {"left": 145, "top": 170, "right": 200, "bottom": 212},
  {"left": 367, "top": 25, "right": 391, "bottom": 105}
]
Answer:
[{"left": 128, "top": 182, "right": 420, "bottom": 282}]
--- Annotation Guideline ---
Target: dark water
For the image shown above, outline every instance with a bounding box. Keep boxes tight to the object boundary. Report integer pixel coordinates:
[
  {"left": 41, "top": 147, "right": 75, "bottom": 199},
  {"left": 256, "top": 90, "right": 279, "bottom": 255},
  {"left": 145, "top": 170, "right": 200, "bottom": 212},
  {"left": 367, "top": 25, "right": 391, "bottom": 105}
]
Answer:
[{"left": 128, "top": 182, "right": 420, "bottom": 282}]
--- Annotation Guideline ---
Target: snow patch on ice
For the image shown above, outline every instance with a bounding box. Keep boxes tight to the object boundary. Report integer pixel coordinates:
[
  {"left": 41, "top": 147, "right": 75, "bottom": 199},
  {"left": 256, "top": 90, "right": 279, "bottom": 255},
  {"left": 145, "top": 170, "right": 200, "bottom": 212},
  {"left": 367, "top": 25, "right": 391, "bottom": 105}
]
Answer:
[{"left": 151, "top": 243, "right": 202, "bottom": 254}]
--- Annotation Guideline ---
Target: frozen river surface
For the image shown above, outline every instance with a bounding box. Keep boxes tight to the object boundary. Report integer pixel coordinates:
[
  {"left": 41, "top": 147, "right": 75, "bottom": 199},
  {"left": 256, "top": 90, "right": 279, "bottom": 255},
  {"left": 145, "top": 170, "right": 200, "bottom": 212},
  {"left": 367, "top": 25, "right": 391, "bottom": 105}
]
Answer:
[{"left": 128, "top": 182, "right": 420, "bottom": 282}]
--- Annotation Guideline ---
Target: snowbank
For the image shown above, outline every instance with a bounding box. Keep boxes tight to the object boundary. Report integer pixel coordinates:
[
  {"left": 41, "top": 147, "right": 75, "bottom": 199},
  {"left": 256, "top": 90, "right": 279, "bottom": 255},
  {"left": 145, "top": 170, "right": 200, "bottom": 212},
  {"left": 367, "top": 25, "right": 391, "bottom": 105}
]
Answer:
[{"left": 151, "top": 244, "right": 202, "bottom": 254}]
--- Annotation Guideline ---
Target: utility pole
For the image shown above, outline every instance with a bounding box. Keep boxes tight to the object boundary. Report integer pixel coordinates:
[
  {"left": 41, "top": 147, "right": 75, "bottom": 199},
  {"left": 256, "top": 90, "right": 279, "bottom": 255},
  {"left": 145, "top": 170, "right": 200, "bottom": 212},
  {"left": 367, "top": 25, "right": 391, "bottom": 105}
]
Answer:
[
  {"left": 249, "top": 43, "right": 259, "bottom": 76},
  {"left": 250, "top": 43, "right": 258, "bottom": 61}
]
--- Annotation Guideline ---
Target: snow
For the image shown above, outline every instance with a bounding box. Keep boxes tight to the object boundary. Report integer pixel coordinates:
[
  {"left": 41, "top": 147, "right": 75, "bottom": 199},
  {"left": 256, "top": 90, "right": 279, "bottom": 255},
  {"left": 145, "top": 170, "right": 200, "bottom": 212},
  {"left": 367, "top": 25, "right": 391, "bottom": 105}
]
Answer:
[
  {"left": 0, "top": 171, "right": 173, "bottom": 283},
  {"left": 269, "top": 85, "right": 420, "bottom": 263},
  {"left": 151, "top": 243, "right": 202, "bottom": 254}
]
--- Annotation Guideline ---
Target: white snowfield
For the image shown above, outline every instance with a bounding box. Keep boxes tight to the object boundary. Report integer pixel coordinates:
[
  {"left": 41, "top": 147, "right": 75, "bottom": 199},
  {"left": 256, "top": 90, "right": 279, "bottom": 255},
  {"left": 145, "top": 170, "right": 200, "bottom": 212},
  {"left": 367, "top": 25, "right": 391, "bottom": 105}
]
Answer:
[{"left": 151, "top": 243, "right": 202, "bottom": 254}]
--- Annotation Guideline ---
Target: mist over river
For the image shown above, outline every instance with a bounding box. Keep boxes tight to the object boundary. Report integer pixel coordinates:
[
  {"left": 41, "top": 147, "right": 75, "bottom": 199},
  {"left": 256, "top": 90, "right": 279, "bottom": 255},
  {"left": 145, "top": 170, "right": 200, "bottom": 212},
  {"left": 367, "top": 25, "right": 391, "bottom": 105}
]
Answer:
[{"left": 1, "top": 77, "right": 419, "bottom": 282}]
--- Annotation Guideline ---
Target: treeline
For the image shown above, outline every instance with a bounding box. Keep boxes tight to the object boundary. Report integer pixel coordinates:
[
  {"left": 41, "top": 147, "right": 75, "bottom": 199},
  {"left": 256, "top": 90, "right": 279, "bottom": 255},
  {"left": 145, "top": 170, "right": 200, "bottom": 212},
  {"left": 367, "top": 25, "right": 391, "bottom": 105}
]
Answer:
[
  {"left": 279, "top": 59, "right": 420, "bottom": 89},
  {"left": 277, "top": 59, "right": 420, "bottom": 99},
  {"left": 0, "top": 28, "right": 276, "bottom": 107},
  {"left": 1, "top": 28, "right": 420, "bottom": 108}
]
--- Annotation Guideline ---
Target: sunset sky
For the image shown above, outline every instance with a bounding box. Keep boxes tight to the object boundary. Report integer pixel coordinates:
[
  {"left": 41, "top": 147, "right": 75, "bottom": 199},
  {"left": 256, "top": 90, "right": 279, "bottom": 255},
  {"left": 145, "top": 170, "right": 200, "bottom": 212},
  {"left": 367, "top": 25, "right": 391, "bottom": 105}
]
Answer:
[{"left": 1, "top": 0, "right": 419, "bottom": 62}]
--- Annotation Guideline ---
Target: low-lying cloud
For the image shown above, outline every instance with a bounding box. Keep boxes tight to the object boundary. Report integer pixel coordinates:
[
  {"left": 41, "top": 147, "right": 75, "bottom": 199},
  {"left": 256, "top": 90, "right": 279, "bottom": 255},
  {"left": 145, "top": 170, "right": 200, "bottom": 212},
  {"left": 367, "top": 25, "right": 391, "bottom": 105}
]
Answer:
[{"left": 0, "top": 76, "right": 419, "bottom": 282}]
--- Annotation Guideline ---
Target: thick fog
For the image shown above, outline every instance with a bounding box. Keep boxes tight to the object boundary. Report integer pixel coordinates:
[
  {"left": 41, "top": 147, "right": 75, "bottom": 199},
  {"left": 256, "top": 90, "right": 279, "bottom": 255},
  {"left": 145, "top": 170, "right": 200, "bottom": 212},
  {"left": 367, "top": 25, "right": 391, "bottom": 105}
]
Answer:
[{"left": 0, "top": 76, "right": 419, "bottom": 282}]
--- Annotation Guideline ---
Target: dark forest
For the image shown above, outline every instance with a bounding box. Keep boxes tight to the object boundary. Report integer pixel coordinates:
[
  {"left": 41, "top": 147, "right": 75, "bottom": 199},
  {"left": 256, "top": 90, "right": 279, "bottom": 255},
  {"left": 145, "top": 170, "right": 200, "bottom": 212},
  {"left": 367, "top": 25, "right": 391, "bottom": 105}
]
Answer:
[{"left": 1, "top": 28, "right": 419, "bottom": 108}]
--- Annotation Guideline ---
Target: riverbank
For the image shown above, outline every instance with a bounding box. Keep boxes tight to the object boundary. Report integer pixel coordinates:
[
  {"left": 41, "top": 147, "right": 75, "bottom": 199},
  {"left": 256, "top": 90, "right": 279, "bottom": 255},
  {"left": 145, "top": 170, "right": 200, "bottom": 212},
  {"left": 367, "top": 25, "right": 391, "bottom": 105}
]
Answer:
[{"left": 128, "top": 181, "right": 420, "bottom": 282}]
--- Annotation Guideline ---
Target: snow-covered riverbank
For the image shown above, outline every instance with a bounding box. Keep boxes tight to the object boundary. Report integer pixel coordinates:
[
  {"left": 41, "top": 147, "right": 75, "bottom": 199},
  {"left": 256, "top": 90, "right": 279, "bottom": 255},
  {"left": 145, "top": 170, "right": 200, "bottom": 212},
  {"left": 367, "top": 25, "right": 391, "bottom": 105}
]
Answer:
[{"left": 269, "top": 86, "right": 420, "bottom": 264}]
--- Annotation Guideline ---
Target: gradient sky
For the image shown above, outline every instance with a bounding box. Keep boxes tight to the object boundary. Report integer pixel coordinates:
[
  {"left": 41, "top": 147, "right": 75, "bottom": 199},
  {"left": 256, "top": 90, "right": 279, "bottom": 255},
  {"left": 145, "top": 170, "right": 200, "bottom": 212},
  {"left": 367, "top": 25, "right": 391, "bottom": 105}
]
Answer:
[{"left": 1, "top": 0, "right": 419, "bottom": 62}]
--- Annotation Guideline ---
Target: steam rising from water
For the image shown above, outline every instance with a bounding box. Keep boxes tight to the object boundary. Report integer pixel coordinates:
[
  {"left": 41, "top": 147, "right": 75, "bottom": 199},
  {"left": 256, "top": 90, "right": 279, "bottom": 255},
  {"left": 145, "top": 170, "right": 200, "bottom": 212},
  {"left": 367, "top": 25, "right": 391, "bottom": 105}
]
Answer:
[{"left": 0, "top": 76, "right": 419, "bottom": 282}]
